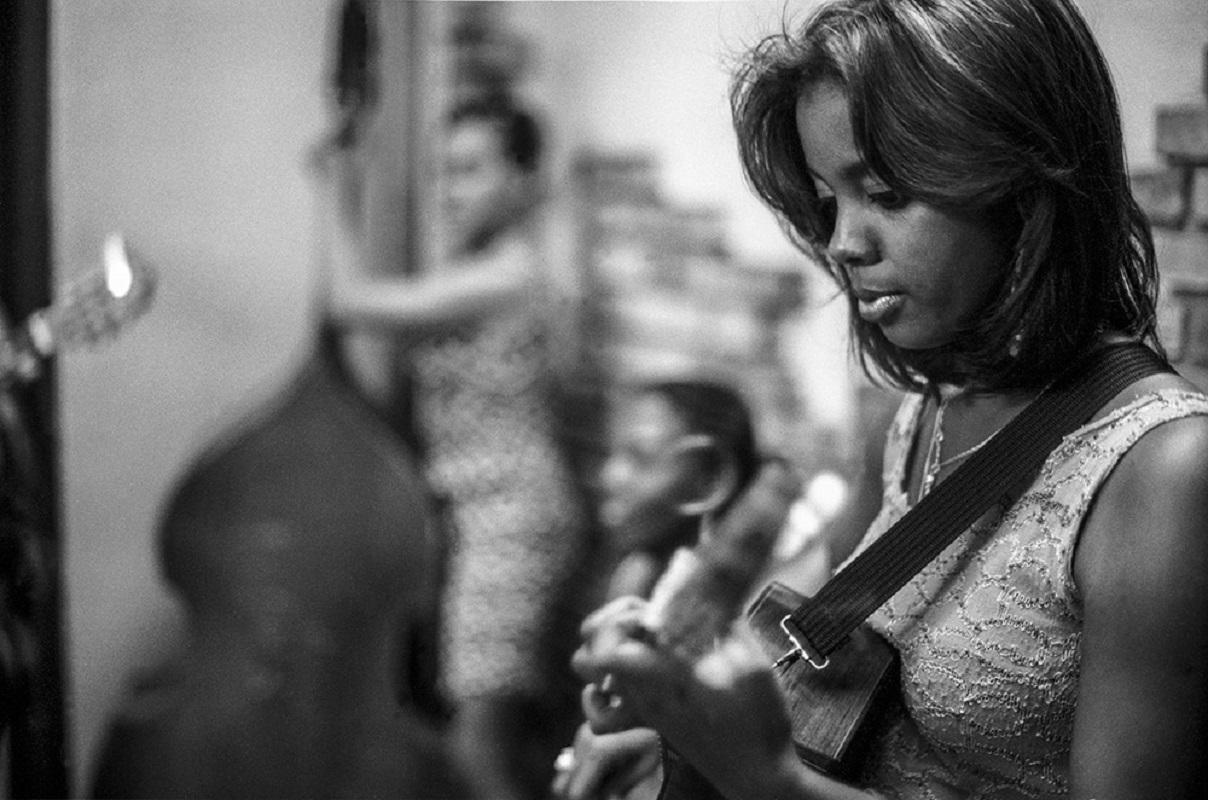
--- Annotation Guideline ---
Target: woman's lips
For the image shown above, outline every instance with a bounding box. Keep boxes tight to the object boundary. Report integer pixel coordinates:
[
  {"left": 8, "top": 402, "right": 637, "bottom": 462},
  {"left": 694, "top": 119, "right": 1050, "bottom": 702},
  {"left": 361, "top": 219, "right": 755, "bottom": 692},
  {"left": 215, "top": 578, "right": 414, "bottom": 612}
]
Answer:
[{"left": 856, "top": 292, "right": 905, "bottom": 323}]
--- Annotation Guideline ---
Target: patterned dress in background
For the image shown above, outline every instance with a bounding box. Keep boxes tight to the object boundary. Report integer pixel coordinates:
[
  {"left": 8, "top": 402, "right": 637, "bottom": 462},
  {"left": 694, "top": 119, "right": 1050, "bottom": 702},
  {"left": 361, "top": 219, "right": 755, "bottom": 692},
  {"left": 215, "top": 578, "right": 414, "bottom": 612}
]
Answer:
[
  {"left": 412, "top": 232, "right": 593, "bottom": 704},
  {"left": 848, "top": 389, "right": 1208, "bottom": 799}
]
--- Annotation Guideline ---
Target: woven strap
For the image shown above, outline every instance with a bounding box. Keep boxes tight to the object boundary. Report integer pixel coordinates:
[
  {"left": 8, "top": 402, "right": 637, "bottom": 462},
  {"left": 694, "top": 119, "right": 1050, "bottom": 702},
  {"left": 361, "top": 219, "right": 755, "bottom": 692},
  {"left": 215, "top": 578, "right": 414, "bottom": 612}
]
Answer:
[{"left": 787, "top": 342, "right": 1170, "bottom": 658}]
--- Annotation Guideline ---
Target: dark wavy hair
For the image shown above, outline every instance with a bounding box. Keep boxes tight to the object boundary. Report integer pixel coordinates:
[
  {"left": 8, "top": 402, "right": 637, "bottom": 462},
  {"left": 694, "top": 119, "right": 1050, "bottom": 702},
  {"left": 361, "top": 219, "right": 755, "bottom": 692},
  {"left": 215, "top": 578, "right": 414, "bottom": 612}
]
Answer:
[
  {"left": 637, "top": 380, "right": 761, "bottom": 516},
  {"left": 449, "top": 96, "right": 542, "bottom": 174},
  {"left": 731, "top": 0, "right": 1160, "bottom": 391}
]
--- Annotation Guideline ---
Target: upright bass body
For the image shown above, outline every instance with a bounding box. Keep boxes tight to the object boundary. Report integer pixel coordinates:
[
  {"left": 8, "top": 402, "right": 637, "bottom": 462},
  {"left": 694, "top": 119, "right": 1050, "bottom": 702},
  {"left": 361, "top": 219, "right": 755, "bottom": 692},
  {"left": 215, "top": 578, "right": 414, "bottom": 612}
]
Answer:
[{"left": 90, "top": 338, "right": 468, "bottom": 799}]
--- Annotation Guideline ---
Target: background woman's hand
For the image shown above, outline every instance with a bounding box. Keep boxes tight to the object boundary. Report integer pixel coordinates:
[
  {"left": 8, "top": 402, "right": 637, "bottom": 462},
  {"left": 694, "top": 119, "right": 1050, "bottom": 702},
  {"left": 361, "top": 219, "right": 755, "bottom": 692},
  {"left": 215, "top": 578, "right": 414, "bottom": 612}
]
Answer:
[
  {"left": 582, "top": 678, "right": 644, "bottom": 734},
  {"left": 576, "top": 596, "right": 652, "bottom": 734},
  {"left": 549, "top": 722, "right": 662, "bottom": 800}
]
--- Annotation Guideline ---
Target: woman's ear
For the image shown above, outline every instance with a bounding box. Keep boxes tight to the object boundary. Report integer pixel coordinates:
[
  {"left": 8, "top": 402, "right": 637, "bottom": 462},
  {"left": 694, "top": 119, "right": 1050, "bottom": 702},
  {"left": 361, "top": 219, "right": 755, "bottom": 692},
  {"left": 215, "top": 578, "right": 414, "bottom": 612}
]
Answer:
[{"left": 672, "top": 435, "right": 739, "bottom": 518}]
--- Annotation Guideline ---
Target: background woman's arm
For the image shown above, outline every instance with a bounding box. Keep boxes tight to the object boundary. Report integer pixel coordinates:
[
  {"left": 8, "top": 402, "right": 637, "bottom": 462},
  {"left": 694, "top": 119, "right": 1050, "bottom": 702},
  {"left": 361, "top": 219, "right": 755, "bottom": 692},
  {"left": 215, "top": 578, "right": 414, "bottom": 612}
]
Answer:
[
  {"left": 325, "top": 245, "right": 536, "bottom": 334},
  {"left": 312, "top": 144, "right": 537, "bottom": 336}
]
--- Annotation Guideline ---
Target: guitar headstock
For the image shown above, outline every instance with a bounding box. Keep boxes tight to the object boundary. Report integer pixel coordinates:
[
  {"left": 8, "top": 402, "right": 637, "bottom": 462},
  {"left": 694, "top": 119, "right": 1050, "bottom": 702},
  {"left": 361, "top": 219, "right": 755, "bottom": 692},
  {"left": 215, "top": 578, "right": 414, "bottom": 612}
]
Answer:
[
  {"left": 0, "top": 234, "right": 159, "bottom": 388},
  {"left": 27, "top": 233, "right": 158, "bottom": 356},
  {"left": 642, "top": 459, "right": 801, "bottom": 660}
]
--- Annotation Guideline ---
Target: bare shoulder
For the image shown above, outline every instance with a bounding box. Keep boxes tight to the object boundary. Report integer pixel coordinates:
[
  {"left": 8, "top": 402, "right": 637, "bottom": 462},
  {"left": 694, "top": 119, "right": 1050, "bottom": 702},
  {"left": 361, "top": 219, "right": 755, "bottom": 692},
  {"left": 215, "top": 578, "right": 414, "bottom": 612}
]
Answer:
[
  {"left": 1076, "top": 373, "right": 1208, "bottom": 602},
  {"left": 1071, "top": 373, "right": 1208, "bottom": 800}
]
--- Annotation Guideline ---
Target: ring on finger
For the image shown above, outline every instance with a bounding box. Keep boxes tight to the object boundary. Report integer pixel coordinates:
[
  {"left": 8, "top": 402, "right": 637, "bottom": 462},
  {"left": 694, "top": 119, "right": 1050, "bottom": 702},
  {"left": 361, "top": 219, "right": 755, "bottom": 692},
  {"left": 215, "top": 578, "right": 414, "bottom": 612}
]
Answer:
[{"left": 599, "top": 673, "right": 624, "bottom": 709}]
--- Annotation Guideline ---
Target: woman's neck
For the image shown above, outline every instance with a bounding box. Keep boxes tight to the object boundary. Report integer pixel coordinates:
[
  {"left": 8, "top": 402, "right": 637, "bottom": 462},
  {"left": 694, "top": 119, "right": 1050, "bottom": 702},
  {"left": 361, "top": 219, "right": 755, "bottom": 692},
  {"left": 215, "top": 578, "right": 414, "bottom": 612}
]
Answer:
[
  {"left": 454, "top": 194, "right": 540, "bottom": 259},
  {"left": 909, "top": 383, "right": 1040, "bottom": 504}
]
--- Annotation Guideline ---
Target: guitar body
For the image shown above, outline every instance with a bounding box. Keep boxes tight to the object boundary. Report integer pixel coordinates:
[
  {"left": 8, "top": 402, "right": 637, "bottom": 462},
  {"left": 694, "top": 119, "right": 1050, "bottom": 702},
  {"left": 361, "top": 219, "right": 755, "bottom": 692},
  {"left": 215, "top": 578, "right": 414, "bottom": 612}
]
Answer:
[
  {"left": 748, "top": 582, "right": 899, "bottom": 776},
  {"left": 658, "top": 581, "right": 898, "bottom": 799},
  {"left": 657, "top": 745, "right": 727, "bottom": 800}
]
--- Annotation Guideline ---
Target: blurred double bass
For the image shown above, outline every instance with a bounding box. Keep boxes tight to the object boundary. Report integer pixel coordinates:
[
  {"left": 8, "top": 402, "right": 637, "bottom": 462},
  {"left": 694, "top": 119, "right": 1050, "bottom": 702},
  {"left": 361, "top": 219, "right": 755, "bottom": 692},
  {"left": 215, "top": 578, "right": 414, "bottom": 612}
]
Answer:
[
  {"left": 90, "top": 325, "right": 468, "bottom": 799},
  {"left": 89, "top": 2, "right": 470, "bottom": 796}
]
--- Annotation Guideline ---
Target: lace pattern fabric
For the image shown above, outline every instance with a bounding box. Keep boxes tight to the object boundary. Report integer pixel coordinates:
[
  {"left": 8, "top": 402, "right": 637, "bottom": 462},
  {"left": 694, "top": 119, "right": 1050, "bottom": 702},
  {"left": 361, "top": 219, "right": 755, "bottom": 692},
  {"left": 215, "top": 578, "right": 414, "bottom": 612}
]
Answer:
[
  {"left": 412, "top": 234, "right": 591, "bottom": 701},
  {"left": 847, "top": 389, "right": 1208, "bottom": 799}
]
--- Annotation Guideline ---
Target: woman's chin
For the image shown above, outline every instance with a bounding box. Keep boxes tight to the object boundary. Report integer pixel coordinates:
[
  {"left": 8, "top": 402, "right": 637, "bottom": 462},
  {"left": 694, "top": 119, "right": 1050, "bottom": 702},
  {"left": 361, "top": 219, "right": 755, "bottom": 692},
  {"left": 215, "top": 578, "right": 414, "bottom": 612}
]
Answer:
[
  {"left": 881, "top": 332, "right": 940, "bottom": 352},
  {"left": 876, "top": 322, "right": 951, "bottom": 353}
]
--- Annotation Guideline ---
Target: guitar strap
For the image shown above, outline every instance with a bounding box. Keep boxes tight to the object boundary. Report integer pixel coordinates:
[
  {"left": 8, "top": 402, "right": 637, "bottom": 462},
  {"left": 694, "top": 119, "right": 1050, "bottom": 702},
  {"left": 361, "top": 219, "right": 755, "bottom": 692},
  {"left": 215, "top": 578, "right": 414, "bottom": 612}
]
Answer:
[{"left": 777, "top": 341, "right": 1171, "bottom": 666}]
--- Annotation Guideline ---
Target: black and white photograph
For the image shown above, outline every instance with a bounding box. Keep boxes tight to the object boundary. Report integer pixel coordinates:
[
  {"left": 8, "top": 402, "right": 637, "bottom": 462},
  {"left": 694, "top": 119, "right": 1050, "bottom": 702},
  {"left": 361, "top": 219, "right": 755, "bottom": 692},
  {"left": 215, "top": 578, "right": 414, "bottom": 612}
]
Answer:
[{"left": 2, "top": 1, "right": 1207, "bottom": 797}]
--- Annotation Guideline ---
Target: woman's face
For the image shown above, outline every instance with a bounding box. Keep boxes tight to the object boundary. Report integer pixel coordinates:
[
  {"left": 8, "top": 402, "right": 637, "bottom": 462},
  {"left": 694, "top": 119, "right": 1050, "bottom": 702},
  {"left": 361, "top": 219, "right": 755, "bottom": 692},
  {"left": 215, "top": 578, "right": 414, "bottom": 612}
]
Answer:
[
  {"left": 440, "top": 118, "right": 524, "bottom": 254},
  {"left": 795, "top": 81, "right": 1012, "bottom": 351},
  {"left": 598, "top": 392, "right": 702, "bottom": 554}
]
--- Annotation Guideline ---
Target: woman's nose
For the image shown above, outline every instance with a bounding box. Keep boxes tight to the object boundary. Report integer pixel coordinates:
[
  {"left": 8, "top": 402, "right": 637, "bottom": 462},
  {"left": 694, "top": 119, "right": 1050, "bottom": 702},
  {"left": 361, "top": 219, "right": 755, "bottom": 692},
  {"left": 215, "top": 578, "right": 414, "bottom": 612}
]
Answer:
[{"left": 827, "top": 207, "right": 876, "bottom": 268}]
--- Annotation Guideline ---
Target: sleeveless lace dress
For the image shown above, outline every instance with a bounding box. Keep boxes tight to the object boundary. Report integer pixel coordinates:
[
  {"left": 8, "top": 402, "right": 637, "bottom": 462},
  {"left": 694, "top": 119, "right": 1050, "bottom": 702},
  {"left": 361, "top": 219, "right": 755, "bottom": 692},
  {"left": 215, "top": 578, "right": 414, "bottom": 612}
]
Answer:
[
  {"left": 844, "top": 388, "right": 1208, "bottom": 799},
  {"left": 411, "top": 234, "right": 591, "bottom": 702}
]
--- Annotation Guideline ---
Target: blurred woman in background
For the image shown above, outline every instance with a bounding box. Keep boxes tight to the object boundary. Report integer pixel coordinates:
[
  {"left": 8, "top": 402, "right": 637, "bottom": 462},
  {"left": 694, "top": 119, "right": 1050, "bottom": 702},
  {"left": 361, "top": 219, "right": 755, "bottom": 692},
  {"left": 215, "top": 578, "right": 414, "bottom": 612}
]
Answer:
[
  {"left": 311, "top": 96, "right": 596, "bottom": 800},
  {"left": 596, "top": 380, "right": 761, "bottom": 601}
]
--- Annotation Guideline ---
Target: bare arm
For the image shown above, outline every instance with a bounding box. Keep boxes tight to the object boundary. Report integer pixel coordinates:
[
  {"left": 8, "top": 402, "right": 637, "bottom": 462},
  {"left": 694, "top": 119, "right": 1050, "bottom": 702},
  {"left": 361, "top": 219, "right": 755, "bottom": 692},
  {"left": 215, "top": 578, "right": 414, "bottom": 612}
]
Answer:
[
  {"left": 326, "top": 243, "right": 537, "bottom": 334},
  {"left": 311, "top": 145, "right": 538, "bottom": 336},
  {"left": 1071, "top": 413, "right": 1208, "bottom": 799}
]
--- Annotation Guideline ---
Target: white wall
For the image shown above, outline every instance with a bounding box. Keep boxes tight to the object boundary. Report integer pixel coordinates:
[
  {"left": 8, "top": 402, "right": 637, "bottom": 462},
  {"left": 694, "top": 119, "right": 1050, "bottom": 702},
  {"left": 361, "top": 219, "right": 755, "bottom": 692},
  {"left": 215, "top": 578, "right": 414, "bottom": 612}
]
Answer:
[
  {"left": 1082, "top": 0, "right": 1208, "bottom": 169},
  {"left": 511, "top": 0, "right": 804, "bottom": 267},
  {"left": 53, "top": 0, "right": 1208, "bottom": 793},
  {"left": 54, "top": 1, "right": 331, "bottom": 789}
]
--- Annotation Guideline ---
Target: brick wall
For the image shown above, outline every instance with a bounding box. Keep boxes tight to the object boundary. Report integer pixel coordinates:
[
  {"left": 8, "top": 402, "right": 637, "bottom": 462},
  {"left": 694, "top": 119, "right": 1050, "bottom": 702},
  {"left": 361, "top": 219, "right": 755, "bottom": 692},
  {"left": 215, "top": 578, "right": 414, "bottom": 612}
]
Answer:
[{"left": 1132, "top": 45, "right": 1208, "bottom": 387}]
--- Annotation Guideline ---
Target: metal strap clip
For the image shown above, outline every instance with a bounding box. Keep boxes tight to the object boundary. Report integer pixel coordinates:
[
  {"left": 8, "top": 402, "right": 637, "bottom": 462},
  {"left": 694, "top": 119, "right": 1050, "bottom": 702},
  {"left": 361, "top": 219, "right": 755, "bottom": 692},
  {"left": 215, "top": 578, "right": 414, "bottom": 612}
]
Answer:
[{"left": 774, "top": 614, "right": 830, "bottom": 671}]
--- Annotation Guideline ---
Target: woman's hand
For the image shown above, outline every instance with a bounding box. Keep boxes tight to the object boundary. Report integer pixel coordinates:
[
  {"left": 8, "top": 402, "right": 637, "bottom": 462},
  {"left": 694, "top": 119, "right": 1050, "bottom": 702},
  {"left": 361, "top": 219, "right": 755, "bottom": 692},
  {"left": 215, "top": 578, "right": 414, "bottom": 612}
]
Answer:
[
  {"left": 573, "top": 597, "right": 797, "bottom": 799},
  {"left": 582, "top": 676, "right": 644, "bottom": 734},
  {"left": 576, "top": 597, "right": 652, "bottom": 734},
  {"left": 549, "top": 722, "right": 662, "bottom": 800}
]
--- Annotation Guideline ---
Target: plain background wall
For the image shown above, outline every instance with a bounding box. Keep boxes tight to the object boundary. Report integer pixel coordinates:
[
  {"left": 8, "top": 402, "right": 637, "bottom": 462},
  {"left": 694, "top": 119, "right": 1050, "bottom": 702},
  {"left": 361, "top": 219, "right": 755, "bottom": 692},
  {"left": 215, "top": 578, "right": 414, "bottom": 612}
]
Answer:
[
  {"left": 53, "top": 0, "right": 1208, "bottom": 793},
  {"left": 53, "top": 1, "right": 331, "bottom": 791}
]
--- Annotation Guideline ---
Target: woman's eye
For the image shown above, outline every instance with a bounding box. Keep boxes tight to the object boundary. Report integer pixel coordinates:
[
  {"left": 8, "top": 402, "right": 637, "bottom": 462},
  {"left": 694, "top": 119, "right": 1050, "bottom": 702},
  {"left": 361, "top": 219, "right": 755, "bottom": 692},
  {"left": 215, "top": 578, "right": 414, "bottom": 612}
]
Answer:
[{"left": 869, "top": 189, "right": 909, "bottom": 210}]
